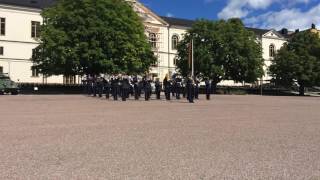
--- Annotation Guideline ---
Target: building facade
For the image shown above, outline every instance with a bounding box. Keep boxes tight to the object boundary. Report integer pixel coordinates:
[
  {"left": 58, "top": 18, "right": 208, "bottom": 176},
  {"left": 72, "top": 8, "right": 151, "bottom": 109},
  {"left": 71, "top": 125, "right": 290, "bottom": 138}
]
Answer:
[{"left": 0, "top": 0, "right": 290, "bottom": 85}]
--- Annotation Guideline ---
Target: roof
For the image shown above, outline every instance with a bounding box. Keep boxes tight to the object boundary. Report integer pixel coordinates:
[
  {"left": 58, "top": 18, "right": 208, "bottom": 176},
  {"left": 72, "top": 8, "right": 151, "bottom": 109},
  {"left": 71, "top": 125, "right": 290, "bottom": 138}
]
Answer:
[
  {"left": 0, "top": 0, "right": 55, "bottom": 9},
  {"left": 160, "top": 16, "right": 195, "bottom": 28},
  {"left": 246, "top": 27, "right": 270, "bottom": 36},
  {"left": 161, "top": 16, "right": 272, "bottom": 37}
]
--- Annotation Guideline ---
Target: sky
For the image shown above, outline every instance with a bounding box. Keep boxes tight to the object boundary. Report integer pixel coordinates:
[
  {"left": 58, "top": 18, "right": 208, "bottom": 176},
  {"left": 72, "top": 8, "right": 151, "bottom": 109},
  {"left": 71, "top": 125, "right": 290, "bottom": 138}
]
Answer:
[{"left": 139, "top": 0, "right": 320, "bottom": 30}]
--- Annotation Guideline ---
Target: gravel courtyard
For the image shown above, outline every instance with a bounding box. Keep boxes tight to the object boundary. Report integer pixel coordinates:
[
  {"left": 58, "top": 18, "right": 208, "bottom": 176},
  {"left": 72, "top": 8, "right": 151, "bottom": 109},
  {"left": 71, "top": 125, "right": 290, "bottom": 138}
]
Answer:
[{"left": 0, "top": 95, "right": 319, "bottom": 179}]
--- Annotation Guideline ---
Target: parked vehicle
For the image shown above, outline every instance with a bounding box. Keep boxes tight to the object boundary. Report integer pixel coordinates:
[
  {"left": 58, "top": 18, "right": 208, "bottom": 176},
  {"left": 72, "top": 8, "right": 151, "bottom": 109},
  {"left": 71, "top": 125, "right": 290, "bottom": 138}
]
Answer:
[{"left": 0, "top": 73, "right": 19, "bottom": 95}]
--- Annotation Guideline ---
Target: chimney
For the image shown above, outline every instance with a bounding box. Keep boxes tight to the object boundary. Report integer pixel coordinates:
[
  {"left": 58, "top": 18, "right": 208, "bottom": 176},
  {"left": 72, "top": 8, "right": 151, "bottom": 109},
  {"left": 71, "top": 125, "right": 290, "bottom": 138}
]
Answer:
[
  {"left": 311, "top": 23, "right": 316, "bottom": 29},
  {"left": 295, "top": 29, "right": 299, "bottom": 33},
  {"left": 281, "top": 28, "right": 288, "bottom": 35}
]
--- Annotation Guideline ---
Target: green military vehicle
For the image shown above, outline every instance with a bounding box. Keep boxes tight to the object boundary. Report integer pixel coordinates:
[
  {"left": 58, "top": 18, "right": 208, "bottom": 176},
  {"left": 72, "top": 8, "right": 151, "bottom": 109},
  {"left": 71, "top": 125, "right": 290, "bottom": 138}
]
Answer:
[{"left": 0, "top": 73, "right": 19, "bottom": 95}]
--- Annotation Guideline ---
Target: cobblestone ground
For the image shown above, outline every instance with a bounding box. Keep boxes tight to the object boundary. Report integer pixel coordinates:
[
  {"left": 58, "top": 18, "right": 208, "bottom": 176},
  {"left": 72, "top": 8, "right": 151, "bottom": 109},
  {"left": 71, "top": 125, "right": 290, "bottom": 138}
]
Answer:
[{"left": 0, "top": 95, "right": 319, "bottom": 180}]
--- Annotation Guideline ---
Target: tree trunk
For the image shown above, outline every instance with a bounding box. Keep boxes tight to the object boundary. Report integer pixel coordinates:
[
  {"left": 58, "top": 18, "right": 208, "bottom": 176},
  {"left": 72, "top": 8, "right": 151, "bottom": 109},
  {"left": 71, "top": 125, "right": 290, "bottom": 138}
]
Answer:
[{"left": 299, "top": 84, "right": 305, "bottom": 96}]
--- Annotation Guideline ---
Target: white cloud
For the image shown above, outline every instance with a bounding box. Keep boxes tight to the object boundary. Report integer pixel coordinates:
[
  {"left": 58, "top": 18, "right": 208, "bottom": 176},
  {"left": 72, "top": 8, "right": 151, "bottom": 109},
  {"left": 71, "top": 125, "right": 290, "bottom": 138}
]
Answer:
[
  {"left": 218, "top": 0, "right": 312, "bottom": 19},
  {"left": 244, "top": 3, "right": 320, "bottom": 30}
]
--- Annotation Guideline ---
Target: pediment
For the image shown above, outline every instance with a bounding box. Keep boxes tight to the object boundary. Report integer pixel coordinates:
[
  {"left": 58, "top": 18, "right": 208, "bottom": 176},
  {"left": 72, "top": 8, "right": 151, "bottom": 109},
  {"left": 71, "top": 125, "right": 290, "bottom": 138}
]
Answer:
[
  {"left": 131, "top": 1, "right": 168, "bottom": 26},
  {"left": 263, "top": 30, "right": 285, "bottom": 39}
]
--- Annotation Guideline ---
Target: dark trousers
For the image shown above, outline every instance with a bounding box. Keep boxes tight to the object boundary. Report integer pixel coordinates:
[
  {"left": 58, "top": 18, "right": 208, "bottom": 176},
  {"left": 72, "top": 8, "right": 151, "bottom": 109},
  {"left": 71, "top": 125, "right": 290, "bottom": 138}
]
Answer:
[
  {"left": 195, "top": 87, "right": 199, "bottom": 99},
  {"left": 93, "top": 85, "right": 97, "bottom": 97},
  {"left": 165, "top": 87, "right": 171, "bottom": 100},
  {"left": 176, "top": 88, "right": 181, "bottom": 99},
  {"left": 187, "top": 87, "right": 194, "bottom": 103},
  {"left": 112, "top": 88, "right": 118, "bottom": 101},
  {"left": 134, "top": 86, "right": 139, "bottom": 100},
  {"left": 145, "top": 90, "right": 151, "bottom": 101},
  {"left": 98, "top": 86, "right": 103, "bottom": 98},
  {"left": 121, "top": 88, "right": 128, "bottom": 101},
  {"left": 206, "top": 88, "right": 211, "bottom": 100},
  {"left": 156, "top": 90, "right": 161, "bottom": 99}
]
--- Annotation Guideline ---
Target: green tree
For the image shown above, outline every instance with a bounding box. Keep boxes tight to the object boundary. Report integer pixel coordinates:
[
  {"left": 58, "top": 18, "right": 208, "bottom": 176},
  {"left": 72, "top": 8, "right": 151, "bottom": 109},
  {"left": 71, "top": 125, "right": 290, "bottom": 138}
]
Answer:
[
  {"left": 269, "top": 31, "right": 320, "bottom": 96},
  {"left": 176, "top": 18, "right": 263, "bottom": 89},
  {"left": 32, "top": 0, "right": 156, "bottom": 77}
]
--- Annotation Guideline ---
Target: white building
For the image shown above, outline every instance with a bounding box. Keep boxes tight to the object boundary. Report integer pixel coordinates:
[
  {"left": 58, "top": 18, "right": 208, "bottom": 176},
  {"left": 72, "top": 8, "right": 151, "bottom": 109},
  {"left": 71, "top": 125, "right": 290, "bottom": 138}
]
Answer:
[{"left": 0, "top": 0, "right": 289, "bottom": 85}]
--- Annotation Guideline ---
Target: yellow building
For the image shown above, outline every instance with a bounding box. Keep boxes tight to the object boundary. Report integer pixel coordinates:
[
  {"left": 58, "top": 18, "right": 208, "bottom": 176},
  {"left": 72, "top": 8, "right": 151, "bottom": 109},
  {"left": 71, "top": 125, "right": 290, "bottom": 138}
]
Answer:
[{"left": 310, "top": 24, "right": 320, "bottom": 38}]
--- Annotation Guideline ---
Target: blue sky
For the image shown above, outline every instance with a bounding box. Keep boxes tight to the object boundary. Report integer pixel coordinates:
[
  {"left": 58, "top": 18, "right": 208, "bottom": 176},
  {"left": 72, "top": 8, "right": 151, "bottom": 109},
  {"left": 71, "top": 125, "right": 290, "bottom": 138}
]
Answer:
[{"left": 139, "top": 0, "right": 320, "bottom": 30}]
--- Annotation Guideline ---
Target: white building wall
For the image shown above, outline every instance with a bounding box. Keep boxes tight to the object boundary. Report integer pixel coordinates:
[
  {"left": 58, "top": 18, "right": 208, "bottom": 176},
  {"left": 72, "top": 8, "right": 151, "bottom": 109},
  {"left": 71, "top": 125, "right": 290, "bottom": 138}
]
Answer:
[
  {"left": 261, "top": 35, "right": 287, "bottom": 82},
  {"left": 0, "top": 5, "right": 64, "bottom": 84}
]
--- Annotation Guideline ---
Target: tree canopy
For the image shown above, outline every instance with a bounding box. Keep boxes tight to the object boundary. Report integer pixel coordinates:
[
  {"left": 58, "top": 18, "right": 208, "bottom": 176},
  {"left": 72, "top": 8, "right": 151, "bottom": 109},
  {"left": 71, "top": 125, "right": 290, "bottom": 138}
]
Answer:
[
  {"left": 176, "top": 18, "right": 264, "bottom": 86},
  {"left": 32, "top": 0, "right": 156, "bottom": 76},
  {"left": 269, "top": 31, "right": 320, "bottom": 95}
]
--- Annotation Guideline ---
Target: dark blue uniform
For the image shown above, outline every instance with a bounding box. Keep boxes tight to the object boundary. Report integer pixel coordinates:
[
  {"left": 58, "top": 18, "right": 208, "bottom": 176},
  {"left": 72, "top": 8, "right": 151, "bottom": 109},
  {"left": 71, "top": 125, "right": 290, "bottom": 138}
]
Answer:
[
  {"left": 155, "top": 80, "right": 161, "bottom": 100},
  {"left": 205, "top": 80, "right": 211, "bottom": 100},
  {"left": 194, "top": 80, "right": 199, "bottom": 99},
  {"left": 163, "top": 77, "right": 171, "bottom": 100},
  {"left": 143, "top": 79, "right": 152, "bottom": 101},
  {"left": 186, "top": 78, "right": 194, "bottom": 103}
]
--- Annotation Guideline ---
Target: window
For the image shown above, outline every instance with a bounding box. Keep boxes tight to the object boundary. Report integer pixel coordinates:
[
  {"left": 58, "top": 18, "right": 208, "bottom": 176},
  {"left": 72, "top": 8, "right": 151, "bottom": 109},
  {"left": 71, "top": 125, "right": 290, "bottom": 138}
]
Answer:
[
  {"left": 172, "top": 35, "right": 179, "bottom": 50},
  {"left": 0, "top": 66, "right": 3, "bottom": 74},
  {"left": 269, "top": 44, "right": 275, "bottom": 57},
  {"left": 0, "top": 46, "right": 3, "bottom": 55},
  {"left": 31, "top": 21, "right": 41, "bottom": 38},
  {"left": 31, "top": 66, "right": 39, "bottom": 77},
  {"left": 149, "top": 33, "right": 157, "bottom": 49},
  {"left": 0, "top": 18, "right": 5, "bottom": 35}
]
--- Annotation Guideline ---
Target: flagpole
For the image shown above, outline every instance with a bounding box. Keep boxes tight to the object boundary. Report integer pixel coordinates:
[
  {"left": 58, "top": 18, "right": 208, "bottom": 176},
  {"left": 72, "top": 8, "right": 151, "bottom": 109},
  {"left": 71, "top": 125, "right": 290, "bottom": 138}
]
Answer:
[{"left": 191, "top": 39, "right": 194, "bottom": 78}]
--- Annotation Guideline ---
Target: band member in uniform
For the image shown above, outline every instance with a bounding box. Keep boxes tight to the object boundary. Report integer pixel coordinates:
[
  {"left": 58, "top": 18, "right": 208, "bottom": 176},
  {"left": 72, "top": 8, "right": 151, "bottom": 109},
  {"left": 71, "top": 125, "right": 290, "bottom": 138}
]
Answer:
[
  {"left": 111, "top": 77, "right": 119, "bottom": 101},
  {"left": 93, "top": 76, "right": 98, "bottom": 97},
  {"left": 163, "top": 75, "right": 171, "bottom": 100},
  {"left": 186, "top": 77, "right": 195, "bottom": 103},
  {"left": 194, "top": 78, "right": 200, "bottom": 99},
  {"left": 143, "top": 77, "right": 152, "bottom": 101},
  {"left": 132, "top": 77, "right": 140, "bottom": 100},
  {"left": 205, "top": 78, "right": 211, "bottom": 100},
  {"left": 103, "top": 77, "right": 111, "bottom": 99},
  {"left": 96, "top": 77, "right": 104, "bottom": 98},
  {"left": 121, "top": 76, "right": 130, "bottom": 101},
  {"left": 155, "top": 78, "right": 161, "bottom": 100},
  {"left": 175, "top": 75, "right": 182, "bottom": 100}
]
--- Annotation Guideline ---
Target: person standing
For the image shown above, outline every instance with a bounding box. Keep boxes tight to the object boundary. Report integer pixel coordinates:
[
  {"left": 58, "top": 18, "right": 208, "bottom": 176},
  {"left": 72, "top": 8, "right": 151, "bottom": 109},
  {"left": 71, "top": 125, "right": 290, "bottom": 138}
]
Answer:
[
  {"left": 194, "top": 78, "right": 200, "bottom": 99},
  {"left": 143, "top": 77, "right": 152, "bottom": 101},
  {"left": 186, "top": 77, "right": 195, "bottom": 103},
  {"left": 132, "top": 77, "right": 139, "bottom": 100},
  {"left": 163, "top": 75, "right": 171, "bottom": 100},
  {"left": 104, "top": 78, "right": 111, "bottom": 99},
  {"left": 111, "top": 77, "right": 119, "bottom": 101},
  {"left": 175, "top": 76, "right": 182, "bottom": 100},
  {"left": 205, "top": 78, "right": 211, "bottom": 100},
  {"left": 93, "top": 76, "right": 97, "bottom": 97},
  {"left": 97, "top": 77, "right": 104, "bottom": 98},
  {"left": 121, "top": 77, "right": 130, "bottom": 101},
  {"left": 155, "top": 78, "right": 161, "bottom": 100}
]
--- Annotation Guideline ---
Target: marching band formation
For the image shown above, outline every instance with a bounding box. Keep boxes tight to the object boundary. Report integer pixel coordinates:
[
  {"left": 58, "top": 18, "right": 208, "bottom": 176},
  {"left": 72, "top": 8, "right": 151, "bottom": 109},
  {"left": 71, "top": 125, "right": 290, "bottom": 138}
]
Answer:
[{"left": 83, "top": 74, "right": 213, "bottom": 103}]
